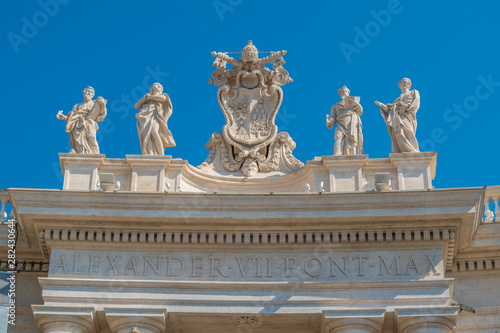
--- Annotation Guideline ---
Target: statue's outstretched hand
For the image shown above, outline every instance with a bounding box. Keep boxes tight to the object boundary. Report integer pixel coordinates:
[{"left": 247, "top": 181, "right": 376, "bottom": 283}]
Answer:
[{"left": 56, "top": 110, "right": 66, "bottom": 120}]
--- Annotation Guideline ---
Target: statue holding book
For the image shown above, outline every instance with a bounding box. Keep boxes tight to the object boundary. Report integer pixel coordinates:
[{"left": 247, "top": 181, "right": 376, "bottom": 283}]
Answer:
[
  {"left": 326, "top": 85, "right": 364, "bottom": 156},
  {"left": 56, "top": 86, "right": 107, "bottom": 154}
]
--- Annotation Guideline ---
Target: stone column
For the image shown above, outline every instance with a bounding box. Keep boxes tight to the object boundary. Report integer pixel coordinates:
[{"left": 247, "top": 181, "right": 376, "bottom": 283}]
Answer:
[
  {"left": 105, "top": 309, "right": 167, "bottom": 333},
  {"left": 323, "top": 309, "right": 385, "bottom": 333},
  {"left": 32, "top": 306, "right": 96, "bottom": 333},
  {"left": 395, "top": 307, "right": 458, "bottom": 333}
]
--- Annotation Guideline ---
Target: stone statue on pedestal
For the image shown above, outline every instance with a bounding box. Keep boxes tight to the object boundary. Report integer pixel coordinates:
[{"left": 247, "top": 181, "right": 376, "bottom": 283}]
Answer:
[
  {"left": 375, "top": 78, "right": 420, "bottom": 153},
  {"left": 326, "top": 86, "right": 364, "bottom": 156},
  {"left": 57, "top": 86, "right": 107, "bottom": 154},
  {"left": 135, "top": 82, "right": 175, "bottom": 155},
  {"left": 199, "top": 40, "right": 303, "bottom": 176}
]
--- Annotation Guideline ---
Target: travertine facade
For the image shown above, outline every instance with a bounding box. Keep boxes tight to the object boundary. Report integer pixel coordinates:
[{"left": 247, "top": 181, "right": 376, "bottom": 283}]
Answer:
[{"left": 1, "top": 152, "right": 500, "bottom": 332}]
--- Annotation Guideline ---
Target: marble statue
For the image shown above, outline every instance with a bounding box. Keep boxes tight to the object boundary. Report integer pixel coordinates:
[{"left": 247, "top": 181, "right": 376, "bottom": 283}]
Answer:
[
  {"left": 326, "top": 86, "right": 363, "bottom": 155},
  {"left": 375, "top": 78, "right": 420, "bottom": 153},
  {"left": 199, "top": 40, "right": 303, "bottom": 176},
  {"left": 135, "top": 82, "right": 175, "bottom": 155},
  {"left": 57, "top": 86, "right": 107, "bottom": 154}
]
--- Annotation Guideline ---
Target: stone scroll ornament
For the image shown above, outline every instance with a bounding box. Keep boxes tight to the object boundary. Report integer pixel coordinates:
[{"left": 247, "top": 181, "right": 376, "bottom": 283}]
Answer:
[
  {"left": 326, "top": 85, "right": 364, "bottom": 156},
  {"left": 135, "top": 82, "right": 176, "bottom": 155},
  {"left": 199, "top": 40, "right": 303, "bottom": 177},
  {"left": 57, "top": 86, "right": 107, "bottom": 154},
  {"left": 375, "top": 78, "right": 420, "bottom": 153}
]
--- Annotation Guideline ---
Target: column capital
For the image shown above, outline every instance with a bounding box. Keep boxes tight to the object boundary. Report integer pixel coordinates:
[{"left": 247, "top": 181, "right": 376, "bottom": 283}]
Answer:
[
  {"left": 105, "top": 308, "right": 167, "bottom": 333},
  {"left": 395, "top": 306, "right": 458, "bottom": 333},
  {"left": 32, "top": 305, "right": 97, "bottom": 333},
  {"left": 323, "top": 309, "right": 386, "bottom": 333}
]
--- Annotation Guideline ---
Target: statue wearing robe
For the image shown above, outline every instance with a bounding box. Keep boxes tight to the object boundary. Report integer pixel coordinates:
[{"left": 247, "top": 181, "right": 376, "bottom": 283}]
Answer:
[
  {"left": 378, "top": 80, "right": 420, "bottom": 153},
  {"left": 135, "top": 83, "right": 175, "bottom": 155},
  {"left": 57, "top": 87, "right": 107, "bottom": 154},
  {"left": 326, "top": 86, "right": 363, "bottom": 156}
]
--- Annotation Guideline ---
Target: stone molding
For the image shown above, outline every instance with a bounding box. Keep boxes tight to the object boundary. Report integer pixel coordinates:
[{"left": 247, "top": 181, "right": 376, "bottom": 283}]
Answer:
[
  {"left": 39, "top": 227, "right": 455, "bottom": 245},
  {"left": 0, "top": 260, "right": 49, "bottom": 272},
  {"left": 6, "top": 186, "right": 483, "bottom": 270},
  {"left": 58, "top": 152, "right": 437, "bottom": 193},
  {"left": 39, "top": 227, "right": 457, "bottom": 271},
  {"left": 451, "top": 258, "right": 498, "bottom": 272}
]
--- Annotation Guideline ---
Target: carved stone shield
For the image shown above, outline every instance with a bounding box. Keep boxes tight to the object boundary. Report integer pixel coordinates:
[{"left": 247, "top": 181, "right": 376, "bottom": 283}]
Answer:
[{"left": 217, "top": 85, "right": 282, "bottom": 157}]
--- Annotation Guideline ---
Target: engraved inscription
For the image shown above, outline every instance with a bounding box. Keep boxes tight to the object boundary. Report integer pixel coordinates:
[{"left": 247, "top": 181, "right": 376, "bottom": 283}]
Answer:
[{"left": 49, "top": 250, "right": 444, "bottom": 282}]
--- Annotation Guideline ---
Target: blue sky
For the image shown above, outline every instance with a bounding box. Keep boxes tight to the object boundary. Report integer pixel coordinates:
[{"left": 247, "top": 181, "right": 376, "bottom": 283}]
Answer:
[{"left": 1, "top": 0, "right": 499, "bottom": 190}]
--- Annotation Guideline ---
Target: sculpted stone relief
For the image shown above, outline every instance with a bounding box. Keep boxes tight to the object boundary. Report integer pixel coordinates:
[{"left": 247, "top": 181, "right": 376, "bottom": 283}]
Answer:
[
  {"left": 199, "top": 40, "right": 303, "bottom": 176},
  {"left": 56, "top": 43, "right": 423, "bottom": 172}
]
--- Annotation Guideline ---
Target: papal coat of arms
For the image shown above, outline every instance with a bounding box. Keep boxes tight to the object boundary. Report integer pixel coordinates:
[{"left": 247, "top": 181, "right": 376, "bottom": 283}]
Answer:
[{"left": 199, "top": 41, "right": 303, "bottom": 176}]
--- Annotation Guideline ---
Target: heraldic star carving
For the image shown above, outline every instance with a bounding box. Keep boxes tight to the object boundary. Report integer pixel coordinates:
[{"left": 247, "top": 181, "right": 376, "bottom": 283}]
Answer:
[{"left": 198, "top": 40, "right": 304, "bottom": 177}]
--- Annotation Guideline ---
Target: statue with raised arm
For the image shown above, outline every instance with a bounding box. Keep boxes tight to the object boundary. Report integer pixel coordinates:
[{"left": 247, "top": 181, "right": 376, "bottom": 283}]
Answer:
[
  {"left": 135, "top": 82, "right": 175, "bottom": 155},
  {"left": 375, "top": 78, "right": 420, "bottom": 153},
  {"left": 56, "top": 86, "right": 107, "bottom": 154},
  {"left": 200, "top": 41, "right": 302, "bottom": 177},
  {"left": 326, "top": 85, "right": 363, "bottom": 156}
]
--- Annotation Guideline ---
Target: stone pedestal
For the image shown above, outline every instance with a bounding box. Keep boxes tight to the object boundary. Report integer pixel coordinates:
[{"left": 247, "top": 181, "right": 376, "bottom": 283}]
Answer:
[
  {"left": 390, "top": 152, "right": 436, "bottom": 190},
  {"left": 60, "top": 153, "right": 105, "bottom": 191},
  {"left": 57, "top": 152, "right": 437, "bottom": 193},
  {"left": 323, "top": 155, "right": 368, "bottom": 192},
  {"left": 126, "top": 155, "right": 172, "bottom": 192}
]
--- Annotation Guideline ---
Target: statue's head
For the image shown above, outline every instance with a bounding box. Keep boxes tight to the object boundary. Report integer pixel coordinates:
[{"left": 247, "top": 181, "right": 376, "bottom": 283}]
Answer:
[
  {"left": 150, "top": 82, "right": 163, "bottom": 94},
  {"left": 242, "top": 40, "right": 258, "bottom": 64},
  {"left": 82, "top": 86, "right": 95, "bottom": 101},
  {"left": 399, "top": 78, "right": 411, "bottom": 90},
  {"left": 338, "top": 85, "right": 350, "bottom": 98}
]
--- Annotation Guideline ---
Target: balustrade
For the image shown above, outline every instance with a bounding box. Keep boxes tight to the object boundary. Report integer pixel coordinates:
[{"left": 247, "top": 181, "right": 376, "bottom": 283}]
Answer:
[{"left": 484, "top": 185, "right": 500, "bottom": 222}]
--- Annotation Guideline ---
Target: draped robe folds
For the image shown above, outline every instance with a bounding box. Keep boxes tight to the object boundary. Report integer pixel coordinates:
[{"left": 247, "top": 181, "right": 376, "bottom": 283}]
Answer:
[
  {"left": 136, "top": 93, "right": 176, "bottom": 155},
  {"left": 65, "top": 100, "right": 107, "bottom": 154},
  {"left": 380, "top": 90, "right": 420, "bottom": 153},
  {"left": 327, "top": 102, "right": 364, "bottom": 156}
]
